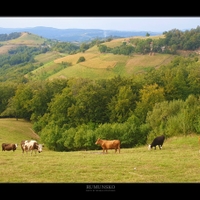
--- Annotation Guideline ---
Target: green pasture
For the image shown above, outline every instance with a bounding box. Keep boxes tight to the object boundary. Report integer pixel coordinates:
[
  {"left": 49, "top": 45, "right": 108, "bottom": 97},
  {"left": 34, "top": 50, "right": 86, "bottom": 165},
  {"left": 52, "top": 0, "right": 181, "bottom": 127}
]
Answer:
[
  {"left": 49, "top": 64, "right": 116, "bottom": 80},
  {"left": 0, "top": 32, "right": 48, "bottom": 55},
  {"left": 5, "top": 32, "right": 46, "bottom": 45},
  {"left": 47, "top": 36, "right": 175, "bottom": 80},
  {"left": 34, "top": 51, "right": 63, "bottom": 64},
  {"left": 48, "top": 52, "right": 174, "bottom": 80},
  {"left": 0, "top": 118, "right": 200, "bottom": 183}
]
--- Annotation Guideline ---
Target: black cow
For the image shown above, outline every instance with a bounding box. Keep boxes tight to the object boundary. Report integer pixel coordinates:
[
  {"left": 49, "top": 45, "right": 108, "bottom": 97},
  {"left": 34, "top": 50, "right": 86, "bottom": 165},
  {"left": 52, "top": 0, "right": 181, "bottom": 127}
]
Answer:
[{"left": 148, "top": 135, "right": 165, "bottom": 150}]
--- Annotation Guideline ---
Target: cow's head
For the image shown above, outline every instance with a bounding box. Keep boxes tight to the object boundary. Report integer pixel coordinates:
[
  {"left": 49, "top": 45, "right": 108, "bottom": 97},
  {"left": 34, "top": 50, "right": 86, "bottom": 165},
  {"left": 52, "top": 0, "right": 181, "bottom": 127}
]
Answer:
[
  {"left": 95, "top": 138, "right": 101, "bottom": 145},
  {"left": 37, "top": 144, "right": 43, "bottom": 153}
]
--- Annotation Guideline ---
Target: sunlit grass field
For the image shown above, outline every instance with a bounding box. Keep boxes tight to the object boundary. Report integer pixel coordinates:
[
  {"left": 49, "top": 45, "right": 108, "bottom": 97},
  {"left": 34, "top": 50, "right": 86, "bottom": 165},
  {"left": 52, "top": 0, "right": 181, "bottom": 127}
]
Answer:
[
  {"left": 4, "top": 32, "right": 46, "bottom": 45},
  {"left": 49, "top": 52, "right": 174, "bottom": 79},
  {"left": 0, "top": 118, "right": 200, "bottom": 183},
  {"left": 35, "top": 51, "right": 63, "bottom": 64},
  {"left": 0, "top": 32, "right": 48, "bottom": 55}
]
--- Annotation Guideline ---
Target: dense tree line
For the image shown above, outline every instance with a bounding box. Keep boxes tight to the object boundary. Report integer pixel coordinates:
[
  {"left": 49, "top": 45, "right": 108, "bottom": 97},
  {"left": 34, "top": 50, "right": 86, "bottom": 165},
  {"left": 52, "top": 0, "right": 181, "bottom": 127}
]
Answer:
[
  {"left": 0, "top": 32, "right": 21, "bottom": 41},
  {"left": 0, "top": 45, "right": 49, "bottom": 68},
  {"left": 51, "top": 42, "right": 79, "bottom": 54},
  {"left": 163, "top": 26, "right": 200, "bottom": 50},
  {"left": 0, "top": 56, "right": 200, "bottom": 151},
  {"left": 99, "top": 42, "right": 135, "bottom": 55},
  {"left": 98, "top": 26, "right": 200, "bottom": 55}
]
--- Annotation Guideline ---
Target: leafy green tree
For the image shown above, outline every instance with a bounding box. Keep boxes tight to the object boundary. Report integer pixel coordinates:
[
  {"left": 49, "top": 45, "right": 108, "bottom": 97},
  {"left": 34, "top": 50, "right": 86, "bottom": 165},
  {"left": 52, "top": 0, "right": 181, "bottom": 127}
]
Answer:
[
  {"left": 187, "top": 62, "right": 200, "bottom": 96},
  {"left": 146, "top": 99, "right": 185, "bottom": 136},
  {"left": 98, "top": 44, "right": 107, "bottom": 53},
  {"left": 77, "top": 56, "right": 85, "bottom": 63},
  {"left": 68, "top": 80, "right": 109, "bottom": 125},
  {"left": 80, "top": 42, "right": 90, "bottom": 52},
  {"left": 40, "top": 122, "right": 63, "bottom": 151},
  {"left": 7, "top": 83, "right": 34, "bottom": 120},
  {"left": 61, "top": 127, "right": 76, "bottom": 151},
  {"left": 46, "top": 86, "right": 75, "bottom": 127},
  {"left": 108, "top": 85, "right": 137, "bottom": 123},
  {"left": 135, "top": 83, "right": 165, "bottom": 123},
  {"left": 0, "top": 82, "right": 17, "bottom": 115},
  {"left": 146, "top": 95, "right": 200, "bottom": 137}
]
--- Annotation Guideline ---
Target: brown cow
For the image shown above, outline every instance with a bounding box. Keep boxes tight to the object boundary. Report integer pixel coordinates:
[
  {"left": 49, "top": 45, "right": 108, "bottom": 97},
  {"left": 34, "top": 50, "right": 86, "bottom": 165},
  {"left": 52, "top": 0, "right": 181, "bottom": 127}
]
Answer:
[
  {"left": 95, "top": 138, "right": 120, "bottom": 153},
  {"left": 2, "top": 143, "right": 18, "bottom": 152}
]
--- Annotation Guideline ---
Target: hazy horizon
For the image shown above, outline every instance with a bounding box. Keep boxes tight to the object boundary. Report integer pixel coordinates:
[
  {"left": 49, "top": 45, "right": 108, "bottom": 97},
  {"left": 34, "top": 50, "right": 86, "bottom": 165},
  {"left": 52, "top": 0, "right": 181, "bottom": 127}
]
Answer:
[{"left": 0, "top": 17, "right": 199, "bottom": 32}]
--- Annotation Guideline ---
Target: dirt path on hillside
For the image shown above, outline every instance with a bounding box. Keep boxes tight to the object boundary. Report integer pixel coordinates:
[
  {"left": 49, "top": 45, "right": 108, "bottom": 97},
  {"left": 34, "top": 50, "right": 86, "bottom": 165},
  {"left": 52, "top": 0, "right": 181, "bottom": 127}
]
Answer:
[
  {"left": 29, "top": 128, "right": 40, "bottom": 140},
  {"left": 155, "top": 55, "right": 174, "bottom": 69}
]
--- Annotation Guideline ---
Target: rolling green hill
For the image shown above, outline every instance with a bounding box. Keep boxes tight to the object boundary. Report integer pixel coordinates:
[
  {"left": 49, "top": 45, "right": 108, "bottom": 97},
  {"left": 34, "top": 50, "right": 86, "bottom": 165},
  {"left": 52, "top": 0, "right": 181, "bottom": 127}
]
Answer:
[
  {"left": 0, "top": 32, "right": 198, "bottom": 81},
  {"left": 0, "top": 118, "right": 40, "bottom": 144},
  {"left": 26, "top": 35, "right": 176, "bottom": 80},
  {"left": 0, "top": 32, "right": 48, "bottom": 54}
]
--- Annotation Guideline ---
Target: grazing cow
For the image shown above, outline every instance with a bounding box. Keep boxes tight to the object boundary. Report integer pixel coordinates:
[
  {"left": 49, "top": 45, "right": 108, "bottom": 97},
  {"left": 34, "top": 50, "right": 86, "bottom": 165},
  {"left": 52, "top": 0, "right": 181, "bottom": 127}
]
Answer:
[
  {"left": 21, "top": 140, "right": 43, "bottom": 155},
  {"left": 95, "top": 138, "right": 120, "bottom": 153},
  {"left": 148, "top": 135, "right": 165, "bottom": 150},
  {"left": 2, "top": 143, "right": 18, "bottom": 151}
]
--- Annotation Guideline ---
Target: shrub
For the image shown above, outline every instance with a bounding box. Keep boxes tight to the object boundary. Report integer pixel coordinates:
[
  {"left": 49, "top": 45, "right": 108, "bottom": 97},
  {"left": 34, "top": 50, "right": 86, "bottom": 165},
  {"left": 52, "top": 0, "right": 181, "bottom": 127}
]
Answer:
[{"left": 77, "top": 56, "right": 85, "bottom": 63}]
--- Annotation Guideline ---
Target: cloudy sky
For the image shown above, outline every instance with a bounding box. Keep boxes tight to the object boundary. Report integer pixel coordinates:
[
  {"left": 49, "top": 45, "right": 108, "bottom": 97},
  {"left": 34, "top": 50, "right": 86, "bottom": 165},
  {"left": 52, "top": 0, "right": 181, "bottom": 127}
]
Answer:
[{"left": 0, "top": 17, "right": 199, "bottom": 32}]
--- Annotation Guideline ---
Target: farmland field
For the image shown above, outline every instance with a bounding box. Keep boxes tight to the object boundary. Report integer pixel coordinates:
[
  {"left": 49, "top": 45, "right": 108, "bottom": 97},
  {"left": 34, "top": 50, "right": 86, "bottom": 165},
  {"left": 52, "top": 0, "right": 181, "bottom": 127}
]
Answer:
[{"left": 0, "top": 119, "right": 200, "bottom": 183}]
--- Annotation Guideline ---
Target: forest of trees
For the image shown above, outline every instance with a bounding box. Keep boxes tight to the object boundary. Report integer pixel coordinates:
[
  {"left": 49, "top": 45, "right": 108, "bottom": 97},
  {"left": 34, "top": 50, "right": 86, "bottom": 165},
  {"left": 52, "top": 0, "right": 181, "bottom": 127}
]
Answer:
[
  {"left": 0, "top": 27, "right": 200, "bottom": 151},
  {"left": 0, "top": 56, "right": 200, "bottom": 151},
  {"left": 0, "top": 45, "right": 49, "bottom": 70}
]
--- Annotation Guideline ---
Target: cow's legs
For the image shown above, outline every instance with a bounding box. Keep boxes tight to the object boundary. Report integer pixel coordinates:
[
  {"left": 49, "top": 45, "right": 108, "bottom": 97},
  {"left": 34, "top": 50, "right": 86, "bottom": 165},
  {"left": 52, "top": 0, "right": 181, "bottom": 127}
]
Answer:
[{"left": 103, "top": 149, "right": 108, "bottom": 153}]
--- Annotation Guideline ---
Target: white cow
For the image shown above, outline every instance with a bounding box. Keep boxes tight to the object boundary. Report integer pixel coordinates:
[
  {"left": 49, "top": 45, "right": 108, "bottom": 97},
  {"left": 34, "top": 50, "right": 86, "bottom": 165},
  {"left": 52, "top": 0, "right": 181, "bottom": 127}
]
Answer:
[{"left": 21, "top": 140, "right": 43, "bottom": 155}]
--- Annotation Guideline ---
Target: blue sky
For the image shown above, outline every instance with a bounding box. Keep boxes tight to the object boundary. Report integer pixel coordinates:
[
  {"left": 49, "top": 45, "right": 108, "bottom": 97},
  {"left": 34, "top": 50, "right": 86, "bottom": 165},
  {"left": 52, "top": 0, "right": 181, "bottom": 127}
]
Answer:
[{"left": 0, "top": 17, "right": 199, "bottom": 32}]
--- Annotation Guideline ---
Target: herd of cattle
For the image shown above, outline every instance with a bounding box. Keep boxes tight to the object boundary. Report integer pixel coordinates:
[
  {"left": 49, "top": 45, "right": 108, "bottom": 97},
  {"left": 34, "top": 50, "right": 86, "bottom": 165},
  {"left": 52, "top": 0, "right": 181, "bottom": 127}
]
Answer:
[
  {"left": 2, "top": 135, "right": 166, "bottom": 154},
  {"left": 2, "top": 140, "right": 44, "bottom": 155}
]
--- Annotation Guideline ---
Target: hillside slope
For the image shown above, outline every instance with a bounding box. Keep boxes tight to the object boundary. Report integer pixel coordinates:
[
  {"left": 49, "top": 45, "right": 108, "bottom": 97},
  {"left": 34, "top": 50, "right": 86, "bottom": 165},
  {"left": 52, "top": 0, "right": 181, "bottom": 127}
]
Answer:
[
  {"left": 0, "top": 32, "right": 48, "bottom": 55},
  {"left": 0, "top": 33, "right": 184, "bottom": 81},
  {"left": 27, "top": 35, "right": 175, "bottom": 80},
  {"left": 0, "top": 118, "right": 40, "bottom": 144}
]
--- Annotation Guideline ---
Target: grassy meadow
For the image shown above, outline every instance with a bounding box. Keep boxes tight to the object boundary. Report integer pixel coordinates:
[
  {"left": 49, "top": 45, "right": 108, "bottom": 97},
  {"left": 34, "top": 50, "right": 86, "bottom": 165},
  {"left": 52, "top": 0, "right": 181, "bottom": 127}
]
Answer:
[
  {"left": 0, "top": 32, "right": 48, "bottom": 56},
  {"left": 48, "top": 49, "right": 174, "bottom": 80},
  {"left": 2, "top": 32, "right": 46, "bottom": 46},
  {"left": 0, "top": 118, "right": 200, "bottom": 183}
]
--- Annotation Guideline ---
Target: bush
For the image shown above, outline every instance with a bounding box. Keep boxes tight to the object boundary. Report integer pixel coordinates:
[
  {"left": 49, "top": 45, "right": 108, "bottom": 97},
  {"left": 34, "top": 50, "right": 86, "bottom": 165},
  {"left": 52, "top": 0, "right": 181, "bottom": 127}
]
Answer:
[{"left": 77, "top": 56, "right": 85, "bottom": 63}]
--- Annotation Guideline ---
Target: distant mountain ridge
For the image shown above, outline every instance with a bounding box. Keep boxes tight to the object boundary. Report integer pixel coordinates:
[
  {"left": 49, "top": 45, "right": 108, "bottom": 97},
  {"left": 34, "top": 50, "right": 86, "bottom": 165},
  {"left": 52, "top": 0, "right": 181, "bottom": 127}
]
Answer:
[{"left": 0, "top": 26, "right": 162, "bottom": 42}]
